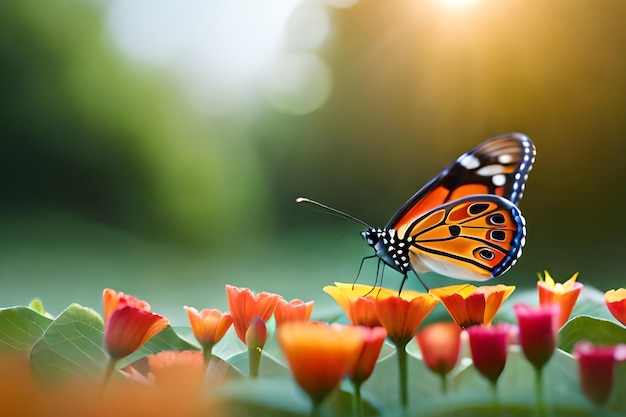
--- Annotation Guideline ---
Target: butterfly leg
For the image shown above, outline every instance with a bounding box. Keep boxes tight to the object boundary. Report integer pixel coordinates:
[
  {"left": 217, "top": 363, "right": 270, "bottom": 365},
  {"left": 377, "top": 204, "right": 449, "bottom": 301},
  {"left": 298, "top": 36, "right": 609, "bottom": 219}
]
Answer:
[
  {"left": 352, "top": 254, "right": 378, "bottom": 289},
  {"left": 411, "top": 271, "right": 430, "bottom": 292}
]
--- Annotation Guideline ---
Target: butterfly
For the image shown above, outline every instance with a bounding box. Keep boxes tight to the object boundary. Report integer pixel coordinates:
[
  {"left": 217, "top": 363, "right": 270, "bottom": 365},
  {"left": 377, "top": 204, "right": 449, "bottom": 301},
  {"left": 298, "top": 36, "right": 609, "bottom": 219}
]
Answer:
[{"left": 297, "top": 132, "right": 536, "bottom": 291}]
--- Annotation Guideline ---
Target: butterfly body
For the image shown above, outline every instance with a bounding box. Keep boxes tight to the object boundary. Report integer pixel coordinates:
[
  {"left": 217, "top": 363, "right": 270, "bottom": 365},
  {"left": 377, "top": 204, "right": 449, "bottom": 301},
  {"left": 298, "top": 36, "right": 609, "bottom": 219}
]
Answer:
[{"left": 298, "top": 132, "right": 536, "bottom": 288}]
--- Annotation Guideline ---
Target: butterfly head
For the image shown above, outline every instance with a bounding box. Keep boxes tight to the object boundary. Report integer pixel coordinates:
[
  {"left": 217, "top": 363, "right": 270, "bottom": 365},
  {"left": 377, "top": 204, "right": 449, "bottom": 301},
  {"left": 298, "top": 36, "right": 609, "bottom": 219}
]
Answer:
[{"left": 361, "top": 227, "right": 410, "bottom": 274}]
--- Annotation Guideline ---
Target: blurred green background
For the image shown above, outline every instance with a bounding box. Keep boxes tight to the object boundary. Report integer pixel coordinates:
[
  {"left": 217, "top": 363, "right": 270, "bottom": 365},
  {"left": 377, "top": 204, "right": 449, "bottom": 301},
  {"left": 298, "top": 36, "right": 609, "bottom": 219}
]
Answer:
[{"left": 1, "top": 0, "right": 625, "bottom": 325}]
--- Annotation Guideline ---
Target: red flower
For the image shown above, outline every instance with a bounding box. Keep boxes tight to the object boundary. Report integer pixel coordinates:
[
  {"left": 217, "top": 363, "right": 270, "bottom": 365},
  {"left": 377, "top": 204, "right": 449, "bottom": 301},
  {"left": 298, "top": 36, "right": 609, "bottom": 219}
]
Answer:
[
  {"left": 278, "top": 322, "right": 363, "bottom": 404},
  {"left": 514, "top": 303, "right": 559, "bottom": 370},
  {"left": 102, "top": 289, "right": 169, "bottom": 360},
  {"left": 225, "top": 285, "right": 280, "bottom": 343},
  {"left": 274, "top": 298, "right": 314, "bottom": 326},
  {"left": 537, "top": 271, "right": 583, "bottom": 328},
  {"left": 349, "top": 326, "right": 387, "bottom": 385},
  {"left": 466, "top": 324, "right": 511, "bottom": 385},
  {"left": 416, "top": 322, "right": 462, "bottom": 378},
  {"left": 574, "top": 341, "right": 626, "bottom": 406},
  {"left": 323, "top": 283, "right": 382, "bottom": 327},
  {"left": 605, "top": 288, "right": 626, "bottom": 326},
  {"left": 430, "top": 284, "right": 515, "bottom": 329},
  {"left": 183, "top": 306, "right": 233, "bottom": 351}
]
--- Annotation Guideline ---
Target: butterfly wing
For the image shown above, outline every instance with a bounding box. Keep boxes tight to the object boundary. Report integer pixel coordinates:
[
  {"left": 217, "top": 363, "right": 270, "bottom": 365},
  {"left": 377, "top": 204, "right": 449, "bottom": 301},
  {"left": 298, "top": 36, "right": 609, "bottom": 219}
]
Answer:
[
  {"left": 404, "top": 195, "right": 526, "bottom": 281},
  {"left": 387, "top": 132, "right": 535, "bottom": 238}
]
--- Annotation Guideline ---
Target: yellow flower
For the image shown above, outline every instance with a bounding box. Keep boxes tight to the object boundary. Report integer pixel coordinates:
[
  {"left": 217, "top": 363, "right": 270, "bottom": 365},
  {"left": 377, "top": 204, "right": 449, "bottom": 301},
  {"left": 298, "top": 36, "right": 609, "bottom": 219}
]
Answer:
[
  {"left": 429, "top": 284, "right": 515, "bottom": 329},
  {"left": 323, "top": 283, "right": 382, "bottom": 327}
]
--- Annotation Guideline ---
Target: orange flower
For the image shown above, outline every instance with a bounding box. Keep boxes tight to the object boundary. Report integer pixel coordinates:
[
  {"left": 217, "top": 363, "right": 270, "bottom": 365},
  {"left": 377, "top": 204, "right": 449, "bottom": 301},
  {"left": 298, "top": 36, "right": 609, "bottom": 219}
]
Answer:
[
  {"left": 429, "top": 284, "right": 516, "bottom": 329},
  {"left": 349, "top": 326, "right": 387, "bottom": 385},
  {"left": 102, "top": 289, "right": 169, "bottom": 360},
  {"left": 323, "top": 283, "right": 382, "bottom": 327},
  {"left": 373, "top": 287, "right": 439, "bottom": 346},
  {"left": 147, "top": 350, "right": 207, "bottom": 390},
  {"left": 183, "top": 306, "right": 233, "bottom": 351},
  {"left": 278, "top": 322, "right": 363, "bottom": 404},
  {"left": 537, "top": 271, "right": 583, "bottom": 328},
  {"left": 605, "top": 288, "right": 626, "bottom": 326},
  {"left": 416, "top": 322, "right": 462, "bottom": 379},
  {"left": 225, "top": 285, "right": 280, "bottom": 343},
  {"left": 274, "top": 298, "right": 314, "bottom": 326}
]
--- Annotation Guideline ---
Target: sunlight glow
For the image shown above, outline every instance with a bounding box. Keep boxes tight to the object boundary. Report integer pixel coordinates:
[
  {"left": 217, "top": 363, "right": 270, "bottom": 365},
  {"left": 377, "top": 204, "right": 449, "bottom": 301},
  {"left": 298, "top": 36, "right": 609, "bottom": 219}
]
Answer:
[
  {"left": 437, "top": 0, "right": 476, "bottom": 7},
  {"left": 107, "top": 0, "right": 333, "bottom": 115}
]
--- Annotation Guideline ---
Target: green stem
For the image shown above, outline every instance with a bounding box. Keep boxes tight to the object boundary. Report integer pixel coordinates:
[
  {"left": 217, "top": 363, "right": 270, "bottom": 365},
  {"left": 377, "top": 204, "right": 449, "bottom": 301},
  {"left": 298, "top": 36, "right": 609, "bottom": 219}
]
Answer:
[
  {"left": 351, "top": 380, "right": 364, "bottom": 417},
  {"left": 99, "top": 358, "right": 118, "bottom": 392},
  {"left": 310, "top": 397, "right": 323, "bottom": 417},
  {"left": 535, "top": 366, "right": 547, "bottom": 417},
  {"left": 248, "top": 345, "right": 262, "bottom": 378},
  {"left": 491, "top": 380, "right": 500, "bottom": 414},
  {"left": 440, "top": 373, "right": 448, "bottom": 394},
  {"left": 202, "top": 343, "right": 214, "bottom": 363},
  {"left": 396, "top": 340, "right": 409, "bottom": 409}
]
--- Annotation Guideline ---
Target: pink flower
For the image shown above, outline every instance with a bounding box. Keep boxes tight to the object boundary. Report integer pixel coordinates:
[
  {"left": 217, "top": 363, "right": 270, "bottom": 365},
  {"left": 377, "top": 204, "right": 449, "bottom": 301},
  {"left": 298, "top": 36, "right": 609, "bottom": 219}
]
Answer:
[
  {"left": 514, "top": 303, "right": 560, "bottom": 370},
  {"left": 574, "top": 341, "right": 626, "bottom": 406},
  {"left": 466, "top": 324, "right": 510, "bottom": 385}
]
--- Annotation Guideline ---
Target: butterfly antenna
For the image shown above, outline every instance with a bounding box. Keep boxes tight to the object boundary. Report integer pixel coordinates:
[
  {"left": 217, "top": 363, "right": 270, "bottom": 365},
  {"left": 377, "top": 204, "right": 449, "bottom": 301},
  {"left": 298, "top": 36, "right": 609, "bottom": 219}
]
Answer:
[{"left": 296, "top": 197, "right": 372, "bottom": 228}]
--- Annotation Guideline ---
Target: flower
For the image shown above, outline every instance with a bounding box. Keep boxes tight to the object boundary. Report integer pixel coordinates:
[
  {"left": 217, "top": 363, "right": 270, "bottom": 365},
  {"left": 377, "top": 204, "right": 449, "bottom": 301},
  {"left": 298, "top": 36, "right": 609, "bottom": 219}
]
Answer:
[
  {"left": 278, "top": 322, "right": 363, "bottom": 405},
  {"left": 349, "top": 326, "right": 387, "bottom": 385},
  {"left": 430, "top": 284, "right": 516, "bottom": 329},
  {"left": 246, "top": 317, "right": 267, "bottom": 350},
  {"left": 574, "top": 341, "right": 626, "bottom": 406},
  {"left": 466, "top": 324, "right": 511, "bottom": 385},
  {"left": 225, "top": 285, "right": 280, "bottom": 343},
  {"left": 323, "top": 283, "right": 382, "bottom": 327},
  {"left": 605, "top": 288, "right": 626, "bottom": 326},
  {"left": 514, "top": 303, "right": 560, "bottom": 371},
  {"left": 146, "top": 350, "right": 207, "bottom": 390},
  {"left": 537, "top": 271, "right": 583, "bottom": 328},
  {"left": 102, "top": 289, "right": 169, "bottom": 360},
  {"left": 416, "top": 322, "right": 462, "bottom": 378},
  {"left": 373, "top": 287, "right": 439, "bottom": 346},
  {"left": 183, "top": 306, "right": 233, "bottom": 353},
  {"left": 274, "top": 298, "right": 314, "bottom": 326}
]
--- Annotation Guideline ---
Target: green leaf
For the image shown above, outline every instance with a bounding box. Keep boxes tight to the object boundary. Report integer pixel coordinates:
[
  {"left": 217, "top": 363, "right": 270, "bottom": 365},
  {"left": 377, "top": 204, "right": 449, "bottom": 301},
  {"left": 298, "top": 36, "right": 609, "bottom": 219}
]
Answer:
[
  {"left": 30, "top": 303, "right": 107, "bottom": 380},
  {"left": 28, "top": 298, "right": 46, "bottom": 316},
  {"left": 558, "top": 315, "right": 626, "bottom": 353},
  {"left": 0, "top": 306, "right": 53, "bottom": 353}
]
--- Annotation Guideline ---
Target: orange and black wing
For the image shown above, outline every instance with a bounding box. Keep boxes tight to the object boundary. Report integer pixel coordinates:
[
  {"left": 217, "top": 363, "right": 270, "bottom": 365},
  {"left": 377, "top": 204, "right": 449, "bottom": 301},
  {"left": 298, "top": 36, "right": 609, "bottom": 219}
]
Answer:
[
  {"left": 405, "top": 195, "right": 526, "bottom": 281},
  {"left": 387, "top": 133, "right": 535, "bottom": 237}
]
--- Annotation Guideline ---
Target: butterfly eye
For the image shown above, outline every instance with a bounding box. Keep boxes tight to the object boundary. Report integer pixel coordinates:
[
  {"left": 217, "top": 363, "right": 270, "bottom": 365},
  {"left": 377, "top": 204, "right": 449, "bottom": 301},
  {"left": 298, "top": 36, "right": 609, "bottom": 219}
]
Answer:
[{"left": 488, "top": 213, "right": 505, "bottom": 225}]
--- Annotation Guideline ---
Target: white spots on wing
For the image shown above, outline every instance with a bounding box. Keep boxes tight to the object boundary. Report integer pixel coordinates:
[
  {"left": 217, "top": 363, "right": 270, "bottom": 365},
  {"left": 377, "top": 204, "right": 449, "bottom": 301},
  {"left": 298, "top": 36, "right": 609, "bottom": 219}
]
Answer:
[
  {"left": 477, "top": 164, "right": 505, "bottom": 176},
  {"left": 458, "top": 153, "right": 480, "bottom": 170},
  {"left": 492, "top": 174, "right": 506, "bottom": 187},
  {"left": 498, "top": 154, "right": 514, "bottom": 164}
]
